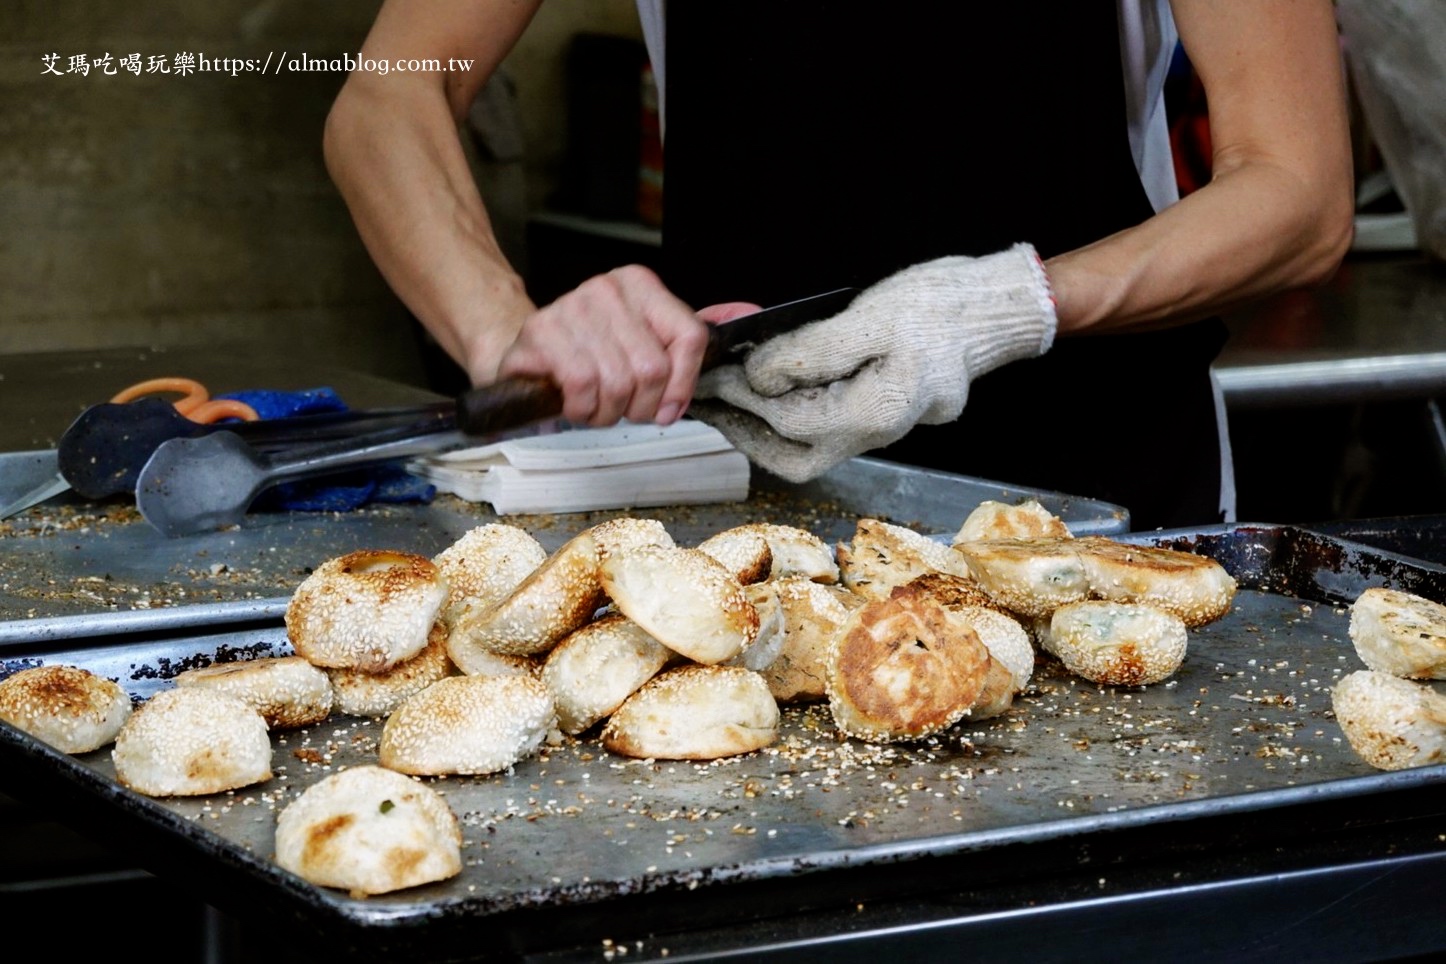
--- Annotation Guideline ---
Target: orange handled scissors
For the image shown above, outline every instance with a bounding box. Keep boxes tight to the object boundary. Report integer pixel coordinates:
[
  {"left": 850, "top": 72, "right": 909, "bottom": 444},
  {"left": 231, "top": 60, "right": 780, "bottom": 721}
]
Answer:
[
  {"left": 0, "top": 376, "right": 262, "bottom": 520},
  {"left": 108, "top": 377, "right": 261, "bottom": 424}
]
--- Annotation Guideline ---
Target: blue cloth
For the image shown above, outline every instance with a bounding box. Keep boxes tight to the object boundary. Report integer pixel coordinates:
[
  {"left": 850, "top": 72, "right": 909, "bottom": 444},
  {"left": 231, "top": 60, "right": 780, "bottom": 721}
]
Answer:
[
  {"left": 217, "top": 387, "right": 348, "bottom": 421},
  {"left": 215, "top": 387, "right": 436, "bottom": 512}
]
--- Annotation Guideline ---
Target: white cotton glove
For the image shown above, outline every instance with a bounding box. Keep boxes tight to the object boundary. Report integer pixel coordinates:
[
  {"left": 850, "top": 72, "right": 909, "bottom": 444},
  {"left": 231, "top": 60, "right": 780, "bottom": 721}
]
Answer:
[{"left": 691, "top": 243, "right": 1057, "bottom": 482}]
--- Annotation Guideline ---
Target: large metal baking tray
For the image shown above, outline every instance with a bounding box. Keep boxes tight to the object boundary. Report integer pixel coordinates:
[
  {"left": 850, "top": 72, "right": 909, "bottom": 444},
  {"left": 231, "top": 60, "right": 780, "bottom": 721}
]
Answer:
[
  {"left": 3, "top": 510, "right": 1444, "bottom": 960},
  {"left": 0, "top": 454, "right": 1127, "bottom": 632}
]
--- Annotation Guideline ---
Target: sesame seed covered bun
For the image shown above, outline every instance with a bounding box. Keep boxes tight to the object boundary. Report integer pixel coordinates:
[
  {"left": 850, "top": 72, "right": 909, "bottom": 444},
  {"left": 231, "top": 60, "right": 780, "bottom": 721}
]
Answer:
[
  {"left": 725, "top": 582, "right": 786, "bottom": 672},
  {"left": 449, "top": 532, "right": 605, "bottom": 659},
  {"left": 1332, "top": 670, "right": 1446, "bottom": 771},
  {"left": 836, "top": 519, "right": 972, "bottom": 600},
  {"left": 433, "top": 524, "right": 546, "bottom": 631},
  {"left": 1074, "top": 537, "right": 1237, "bottom": 628},
  {"left": 174, "top": 655, "right": 332, "bottom": 730},
  {"left": 952, "top": 499, "right": 1072, "bottom": 545},
  {"left": 541, "top": 613, "right": 670, "bottom": 735},
  {"left": 450, "top": 649, "right": 540, "bottom": 679},
  {"left": 959, "top": 606, "right": 1034, "bottom": 695},
  {"left": 590, "top": 516, "right": 675, "bottom": 559},
  {"left": 724, "top": 523, "right": 838, "bottom": 584},
  {"left": 968, "top": 660, "right": 1021, "bottom": 722},
  {"left": 286, "top": 550, "right": 447, "bottom": 673},
  {"left": 328, "top": 623, "right": 458, "bottom": 718},
  {"left": 275, "top": 764, "right": 461, "bottom": 898},
  {"left": 889, "top": 571, "right": 1010, "bottom": 616},
  {"left": 112, "top": 688, "right": 272, "bottom": 797},
  {"left": 600, "top": 545, "right": 758, "bottom": 665},
  {"left": 760, "top": 579, "right": 862, "bottom": 703},
  {"left": 1021, "top": 613, "right": 1052, "bottom": 649},
  {"left": 696, "top": 527, "right": 774, "bottom": 585},
  {"left": 953, "top": 538, "right": 1090, "bottom": 618},
  {"left": 602, "top": 665, "right": 779, "bottom": 760},
  {"left": 1043, "top": 601, "right": 1187, "bottom": 687},
  {"left": 0, "top": 664, "right": 132, "bottom": 754},
  {"left": 379, "top": 674, "right": 555, "bottom": 776},
  {"left": 953, "top": 606, "right": 1033, "bottom": 720},
  {"left": 1349, "top": 587, "right": 1446, "bottom": 680},
  {"left": 889, "top": 576, "right": 1034, "bottom": 720},
  {"left": 825, "top": 591, "right": 994, "bottom": 743}
]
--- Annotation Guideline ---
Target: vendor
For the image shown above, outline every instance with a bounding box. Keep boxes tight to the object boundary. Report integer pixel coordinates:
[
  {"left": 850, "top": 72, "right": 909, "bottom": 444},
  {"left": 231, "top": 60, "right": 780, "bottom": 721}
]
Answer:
[{"left": 323, "top": 1, "right": 1353, "bottom": 530}]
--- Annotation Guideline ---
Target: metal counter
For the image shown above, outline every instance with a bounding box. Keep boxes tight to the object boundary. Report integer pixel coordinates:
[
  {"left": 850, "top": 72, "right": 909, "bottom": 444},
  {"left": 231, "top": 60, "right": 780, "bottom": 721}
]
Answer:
[{"left": 1214, "top": 254, "right": 1446, "bottom": 408}]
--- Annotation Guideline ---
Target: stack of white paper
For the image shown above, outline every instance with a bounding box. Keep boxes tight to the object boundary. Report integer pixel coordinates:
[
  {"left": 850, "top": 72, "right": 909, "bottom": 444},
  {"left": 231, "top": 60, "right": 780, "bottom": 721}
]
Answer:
[{"left": 406, "top": 420, "right": 750, "bottom": 515}]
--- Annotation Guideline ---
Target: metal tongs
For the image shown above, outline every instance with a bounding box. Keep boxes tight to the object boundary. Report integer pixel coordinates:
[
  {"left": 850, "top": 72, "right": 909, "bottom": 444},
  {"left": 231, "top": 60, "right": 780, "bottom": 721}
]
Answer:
[
  {"left": 3, "top": 377, "right": 268, "bottom": 520},
  {"left": 59, "top": 392, "right": 455, "bottom": 501},
  {"left": 125, "top": 287, "right": 858, "bottom": 536}
]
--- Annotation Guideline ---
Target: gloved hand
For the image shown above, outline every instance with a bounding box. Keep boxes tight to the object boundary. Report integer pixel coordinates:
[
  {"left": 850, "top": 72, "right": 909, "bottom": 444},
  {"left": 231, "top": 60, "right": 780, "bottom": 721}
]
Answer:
[{"left": 691, "top": 243, "right": 1058, "bottom": 482}]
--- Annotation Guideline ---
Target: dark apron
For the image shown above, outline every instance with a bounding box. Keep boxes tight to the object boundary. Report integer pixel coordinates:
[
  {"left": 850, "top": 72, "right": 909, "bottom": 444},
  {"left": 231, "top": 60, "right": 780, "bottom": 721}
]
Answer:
[{"left": 662, "top": 2, "right": 1227, "bottom": 530}]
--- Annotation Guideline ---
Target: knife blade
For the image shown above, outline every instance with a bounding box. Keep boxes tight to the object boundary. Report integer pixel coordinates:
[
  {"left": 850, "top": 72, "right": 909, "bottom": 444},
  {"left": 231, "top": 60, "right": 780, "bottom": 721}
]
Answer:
[{"left": 0, "top": 449, "right": 69, "bottom": 521}]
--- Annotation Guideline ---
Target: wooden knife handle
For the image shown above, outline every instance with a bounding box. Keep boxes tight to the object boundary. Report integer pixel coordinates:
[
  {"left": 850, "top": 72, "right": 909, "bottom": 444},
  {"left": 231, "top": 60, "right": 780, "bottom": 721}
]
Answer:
[
  {"left": 454, "top": 288, "right": 858, "bottom": 438},
  {"left": 455, "top": 375, "right": 565, "bottom": 437},
  {"left": 453, "top": 321, "right": 732, "bottom": 438}
]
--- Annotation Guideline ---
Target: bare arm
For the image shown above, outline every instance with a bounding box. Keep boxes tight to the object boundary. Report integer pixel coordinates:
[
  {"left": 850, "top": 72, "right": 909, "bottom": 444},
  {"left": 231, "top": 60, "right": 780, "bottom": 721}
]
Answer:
[
  {"left": 325, "top": 0, "right": 709, "bottom": 425},
  {"left": 324, "top": 0, "right": 542, "bottom": 385},
  {"left": 1046, "top": 0, "right": 1354, "bottom": 333}
]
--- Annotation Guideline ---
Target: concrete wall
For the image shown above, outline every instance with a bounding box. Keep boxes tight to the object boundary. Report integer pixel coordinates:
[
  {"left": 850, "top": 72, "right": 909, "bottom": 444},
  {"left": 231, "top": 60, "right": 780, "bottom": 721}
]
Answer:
[
  {"left": 505, "top": 1, "right": 645, "bottom": 212},
  {"left": 0, "top": 0, "right": 642, "bottom": 385}
]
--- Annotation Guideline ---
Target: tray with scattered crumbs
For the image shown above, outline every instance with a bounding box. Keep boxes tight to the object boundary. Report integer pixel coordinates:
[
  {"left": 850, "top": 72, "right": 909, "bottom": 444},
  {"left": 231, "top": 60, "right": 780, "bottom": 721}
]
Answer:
[
  {"left": 0, "top": 454, "right": 1126, "bottom": 628},
  {"left": 1, "top": 521, "right": 1443, "bottom": 963}
]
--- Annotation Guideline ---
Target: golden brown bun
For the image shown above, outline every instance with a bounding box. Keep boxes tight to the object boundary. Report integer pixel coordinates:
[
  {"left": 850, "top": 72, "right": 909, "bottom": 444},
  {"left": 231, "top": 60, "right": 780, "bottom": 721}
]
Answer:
[
  {"left": 1349, "top": 588, "right": 1446, "bottom": 680},
  {"left": 886, "top": 576, "right": 1034, "bottom": 719},
  {"left": 722, "top": 582, "right": 787, "bottom": 673},
  {"left": 379, "top": 674, "right": 555, "bottom": 776},
  {"left": 891, "top": 572, "right": 1010, "bottom": 615},
  {"left": 759, "top": 579, "right": 860, "bottom": 703},
  {"left": 825, "top": 588, "right": 993, "bottom": 743},
  {"left": 1042, "top": 601, "right": 1188, "bottom": 686},
  {"left": 952, "top": 499, "right": 1072, "bottom": 544},
  {"left": 602, "top": 665, "right": 779, "bottom": 760},
  {"left": 590, "top": 516, "right": 675, "bottom": 559},
  {"left": 721, "top": 523, "right": 839, "bottom": 583},
  {"left": 953, "top": 538, "right": 1091, "bottom": 618},
  {"left": 449, "top": 532, "right": 605, "bottom": 658},
  {"left": 968, "top": 659, "right": 1020, "bottom": 721},
  {"left": 1332, "top": 670, "right": 1446, "bottom": 771},
  {"left": 836, "top": 518, "right": 971, "bottom": 600},
  {"left": 1073, "top": 537, "right": 1236, "bottom": 627},
  {"left": 600, "top": 545, "right": 758, "bottom": 665},
  {"left": 445, "top": 519, "right": 669, "bottom": 663},
  {"left": 274, "top": 765, "right": 461, "bottom": 897},
  {"left": 433, "top": 523, "right": 546, "bottom": 632},
  {"left": 541, "top": 614, "right": 670, "bottom": 734},
  {"left": 696, "top": 527, "right": 774, "bottom": 584},
  {"left": 328, "top": 623, "right": 458, "bottom": 718},
  {"left": 957, "top": 537, "right": 1235, "bottom": 627},
  {"left": 112, "top": 688, "right": 272, "bottom": 797},
  {"left": 175, "top": 655, "right": 332, "bottom": 730},
  {"left": 0, "top": 664, "right": 132, "bottom": 754},
  {"left": 958, "top": 605, "right": 1034, "bottom": 695},
  {"left": 286, "top": 550, "right": 447, "bottom": 672},
  {"left": 448, "top": 649, "right": 539, "bottom": 679}
]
